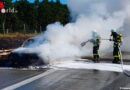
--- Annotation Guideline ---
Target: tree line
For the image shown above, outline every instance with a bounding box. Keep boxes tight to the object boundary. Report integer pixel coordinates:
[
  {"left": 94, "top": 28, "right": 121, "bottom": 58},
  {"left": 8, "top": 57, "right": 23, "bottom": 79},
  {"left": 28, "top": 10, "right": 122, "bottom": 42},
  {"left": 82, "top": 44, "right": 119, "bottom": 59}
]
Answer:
[{"left": 0, "top": 0, "right": 69, "bottom": 34}]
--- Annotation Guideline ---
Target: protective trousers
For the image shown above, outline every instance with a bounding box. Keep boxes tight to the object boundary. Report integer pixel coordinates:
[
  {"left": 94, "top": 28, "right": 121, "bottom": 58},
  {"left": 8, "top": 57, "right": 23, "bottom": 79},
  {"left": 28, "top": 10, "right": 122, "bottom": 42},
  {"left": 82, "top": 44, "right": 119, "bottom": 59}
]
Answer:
[
  {"left": 93, "top": 46, "right": 99, "bottom": 62},
  {"left": 113, "top": 44, "right": 120, "bottom": 64}
]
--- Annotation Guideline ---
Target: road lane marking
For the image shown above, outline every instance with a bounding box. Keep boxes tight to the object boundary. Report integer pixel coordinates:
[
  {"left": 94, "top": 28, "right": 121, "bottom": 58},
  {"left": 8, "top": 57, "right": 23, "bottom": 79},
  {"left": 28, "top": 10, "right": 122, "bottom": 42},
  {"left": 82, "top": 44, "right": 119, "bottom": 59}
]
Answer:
[{"left": 2, "top": 69, "right": 56, "bottom": 90}]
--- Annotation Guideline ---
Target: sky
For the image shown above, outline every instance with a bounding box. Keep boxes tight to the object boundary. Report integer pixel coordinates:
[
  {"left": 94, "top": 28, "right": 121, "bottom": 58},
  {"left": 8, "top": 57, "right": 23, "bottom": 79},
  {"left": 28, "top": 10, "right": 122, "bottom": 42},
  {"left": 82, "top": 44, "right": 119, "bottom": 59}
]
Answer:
[{"left": 12, "top": 0, "right": 67, "bottom": 4}]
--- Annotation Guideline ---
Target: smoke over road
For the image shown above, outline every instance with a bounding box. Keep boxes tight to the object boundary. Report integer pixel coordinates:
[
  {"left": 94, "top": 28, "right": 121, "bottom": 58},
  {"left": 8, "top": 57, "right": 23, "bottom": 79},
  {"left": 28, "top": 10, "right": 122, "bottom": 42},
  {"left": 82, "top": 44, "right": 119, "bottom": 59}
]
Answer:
[
  {"left": 67, "top": 0, "right": 130, "bottom": 51},
  {"left": 14, "top": 0, "right": 130, "bottom": 63}
]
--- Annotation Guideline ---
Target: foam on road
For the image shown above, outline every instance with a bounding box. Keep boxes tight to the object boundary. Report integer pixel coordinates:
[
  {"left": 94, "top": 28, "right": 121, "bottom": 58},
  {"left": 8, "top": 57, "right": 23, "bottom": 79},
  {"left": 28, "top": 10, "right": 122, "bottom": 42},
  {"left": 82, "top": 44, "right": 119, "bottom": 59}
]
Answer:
[{"left": 53, "top": 60, "right": 130, "bottom": 72}]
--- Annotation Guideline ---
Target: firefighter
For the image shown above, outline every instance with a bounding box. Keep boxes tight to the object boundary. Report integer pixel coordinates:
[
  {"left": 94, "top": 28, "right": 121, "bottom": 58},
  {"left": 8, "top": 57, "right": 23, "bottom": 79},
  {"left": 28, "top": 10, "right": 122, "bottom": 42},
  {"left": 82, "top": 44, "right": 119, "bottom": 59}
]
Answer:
[
  {"left": 90, "top": 31, "right": 101, "bottom": 62},
  {"left": 110, "top": 29, "right": 122, "bottom": 64},
  {"left": 80, "top": 31, "right": 101, "bottom": 62},
  {"left": 92, "top": 36, "right": 101, "bottom": 62}
]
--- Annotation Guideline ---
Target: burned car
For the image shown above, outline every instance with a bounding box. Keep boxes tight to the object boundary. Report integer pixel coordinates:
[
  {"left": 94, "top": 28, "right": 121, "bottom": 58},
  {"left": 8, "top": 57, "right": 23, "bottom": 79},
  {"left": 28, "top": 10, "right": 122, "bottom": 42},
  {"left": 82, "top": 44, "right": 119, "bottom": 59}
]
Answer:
[{"left": 8, "top": 36, "right": 49, "bottom": 67}]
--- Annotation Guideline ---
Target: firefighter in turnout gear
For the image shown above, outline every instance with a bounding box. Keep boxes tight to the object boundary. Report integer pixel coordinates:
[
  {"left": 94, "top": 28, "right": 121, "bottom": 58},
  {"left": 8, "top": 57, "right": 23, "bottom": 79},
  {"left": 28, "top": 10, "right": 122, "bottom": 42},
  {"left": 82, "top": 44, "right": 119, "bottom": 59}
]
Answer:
[
  {"left": 88, "top": 31, "right": 101, "bottom": 62},
  {"left": 110, "top": 29, "right": 123, "bottom": 64},
  {"left": 80, "top": 30, "right": 101, "bottom": 62},
  {"left": 91, "top": 35, "right": 101, "bottom": 63}
]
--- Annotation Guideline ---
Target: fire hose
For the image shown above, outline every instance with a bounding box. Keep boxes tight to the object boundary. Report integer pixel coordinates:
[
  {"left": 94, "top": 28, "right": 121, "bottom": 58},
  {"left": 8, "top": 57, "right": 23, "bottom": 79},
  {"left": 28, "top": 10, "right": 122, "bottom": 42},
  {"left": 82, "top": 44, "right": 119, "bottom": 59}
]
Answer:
[
  {"left": 102, "top": 39, "right": 130, "bottom": 77},
  {"left": 81, "top": 39, "right": 130, "bottom": 77},
  {"left": 119, "top": 46, "right": 130, "bottom": 77},
  {"left": 80, "top": 40, "right": 90, "bottom": 47}
]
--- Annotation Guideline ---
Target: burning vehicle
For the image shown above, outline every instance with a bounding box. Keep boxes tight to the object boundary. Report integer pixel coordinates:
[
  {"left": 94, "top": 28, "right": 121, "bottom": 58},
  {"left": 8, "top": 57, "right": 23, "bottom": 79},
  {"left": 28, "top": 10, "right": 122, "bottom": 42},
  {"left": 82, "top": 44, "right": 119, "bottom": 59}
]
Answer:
[
  {"left": 8, "top": 36, "right": 49, "bottom": 67},
  {"left": 0, "top": 49, "right": 13, "bottom": 66}
]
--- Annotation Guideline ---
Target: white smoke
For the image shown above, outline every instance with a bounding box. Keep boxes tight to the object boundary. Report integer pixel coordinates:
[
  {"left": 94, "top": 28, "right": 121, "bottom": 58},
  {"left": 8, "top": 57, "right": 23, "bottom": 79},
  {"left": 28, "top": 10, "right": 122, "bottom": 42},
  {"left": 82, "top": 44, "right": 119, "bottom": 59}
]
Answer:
[
  {"left": 67, "top": 0, "right": 130, "bottom": 51},
  {"left": 14, "top": 0, "right": 130, "bottom": 63}
]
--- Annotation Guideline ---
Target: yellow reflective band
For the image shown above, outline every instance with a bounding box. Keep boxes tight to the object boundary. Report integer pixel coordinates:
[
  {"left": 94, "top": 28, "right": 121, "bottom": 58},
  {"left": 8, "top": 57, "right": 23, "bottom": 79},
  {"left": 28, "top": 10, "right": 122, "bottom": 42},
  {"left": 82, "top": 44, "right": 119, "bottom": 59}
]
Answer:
[
  {"left": 93, "top": 54, "right": 99, "bottom": 56},
  {"left": 114, "top": 56, "right": 119, "bottom": 58}
]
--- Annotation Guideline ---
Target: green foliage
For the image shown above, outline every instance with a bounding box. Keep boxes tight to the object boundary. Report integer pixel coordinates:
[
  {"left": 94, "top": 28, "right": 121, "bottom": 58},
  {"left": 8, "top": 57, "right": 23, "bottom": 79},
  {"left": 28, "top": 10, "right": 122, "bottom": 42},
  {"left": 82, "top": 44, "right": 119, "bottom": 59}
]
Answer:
[{"left": 0, "top": 0, "right": 70, "bottom": 34}]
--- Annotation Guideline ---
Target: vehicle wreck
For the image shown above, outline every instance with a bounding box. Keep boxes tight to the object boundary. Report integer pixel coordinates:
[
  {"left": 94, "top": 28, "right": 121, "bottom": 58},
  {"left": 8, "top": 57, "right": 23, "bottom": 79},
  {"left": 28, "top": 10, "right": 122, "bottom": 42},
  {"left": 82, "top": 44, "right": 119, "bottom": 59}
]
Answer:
[{"left": 7, "top": 36, "right": 49, "bottom": 68}]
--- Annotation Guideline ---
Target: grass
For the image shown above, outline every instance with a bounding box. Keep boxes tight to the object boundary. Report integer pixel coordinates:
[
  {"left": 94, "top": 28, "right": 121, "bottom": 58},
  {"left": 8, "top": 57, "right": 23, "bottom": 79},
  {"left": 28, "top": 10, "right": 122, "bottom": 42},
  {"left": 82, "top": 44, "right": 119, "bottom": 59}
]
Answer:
[{"left": 0, "top": 33, "right": 40, "bottom": 38}]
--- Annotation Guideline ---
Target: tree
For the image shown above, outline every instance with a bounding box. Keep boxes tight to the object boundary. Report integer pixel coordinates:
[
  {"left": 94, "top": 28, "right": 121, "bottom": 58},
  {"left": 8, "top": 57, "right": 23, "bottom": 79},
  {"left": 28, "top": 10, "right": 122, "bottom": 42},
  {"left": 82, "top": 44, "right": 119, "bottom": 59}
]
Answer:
[{"left": 0, "top": 0, "right": 70, "bottom": 33}]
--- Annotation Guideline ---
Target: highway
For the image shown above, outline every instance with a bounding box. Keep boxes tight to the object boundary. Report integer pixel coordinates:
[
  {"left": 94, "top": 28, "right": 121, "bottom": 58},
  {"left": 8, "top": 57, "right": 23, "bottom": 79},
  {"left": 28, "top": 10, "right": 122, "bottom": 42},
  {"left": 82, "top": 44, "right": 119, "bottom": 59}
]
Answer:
[{"left": 0, "top": 59, "right": 130, "bottom": 90}]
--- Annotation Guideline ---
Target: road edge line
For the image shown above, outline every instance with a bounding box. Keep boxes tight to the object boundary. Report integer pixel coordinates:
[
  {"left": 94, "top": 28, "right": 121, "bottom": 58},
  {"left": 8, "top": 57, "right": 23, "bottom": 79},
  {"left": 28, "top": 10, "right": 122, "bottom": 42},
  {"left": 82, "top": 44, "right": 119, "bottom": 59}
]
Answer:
[{"left": 2, "top": 69, "right": 56, "bottom": 90}]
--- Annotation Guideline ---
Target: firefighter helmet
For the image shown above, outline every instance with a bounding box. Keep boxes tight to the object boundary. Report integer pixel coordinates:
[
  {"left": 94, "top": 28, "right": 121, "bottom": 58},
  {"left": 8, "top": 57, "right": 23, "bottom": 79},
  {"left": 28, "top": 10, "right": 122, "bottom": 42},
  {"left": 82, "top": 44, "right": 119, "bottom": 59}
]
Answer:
[{"left": 111, "top": 29, "right": 116, "bottom": 32}]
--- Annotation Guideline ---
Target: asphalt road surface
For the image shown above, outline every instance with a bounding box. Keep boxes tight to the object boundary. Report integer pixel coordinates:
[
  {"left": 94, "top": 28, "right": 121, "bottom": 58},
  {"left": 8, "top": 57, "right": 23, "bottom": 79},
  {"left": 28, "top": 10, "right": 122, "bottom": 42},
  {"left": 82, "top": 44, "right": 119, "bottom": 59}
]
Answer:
[
  {"left": 0, "top": 59, "right": 130, "bottom": 90},
  {"left": 0, "top": 68, "right": 130, "bottom": 90},
  {"left": 0, "top": 68, "right": 47, "bottom": 89}
]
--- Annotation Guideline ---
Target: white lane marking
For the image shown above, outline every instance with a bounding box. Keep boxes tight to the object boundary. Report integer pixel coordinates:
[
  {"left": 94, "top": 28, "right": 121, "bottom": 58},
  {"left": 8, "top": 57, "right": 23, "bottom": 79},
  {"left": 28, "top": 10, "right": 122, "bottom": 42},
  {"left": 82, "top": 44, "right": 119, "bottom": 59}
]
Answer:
[{"left": 2, "top": 69, "right": 56, "bottom": 90}]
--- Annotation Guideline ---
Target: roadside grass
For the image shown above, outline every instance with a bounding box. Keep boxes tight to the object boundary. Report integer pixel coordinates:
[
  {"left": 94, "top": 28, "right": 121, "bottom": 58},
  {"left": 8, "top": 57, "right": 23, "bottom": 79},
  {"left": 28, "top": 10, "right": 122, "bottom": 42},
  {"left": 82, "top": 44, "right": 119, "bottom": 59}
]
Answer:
[{"left": 0, "top": 33, "right": 40, "bottom": 38}]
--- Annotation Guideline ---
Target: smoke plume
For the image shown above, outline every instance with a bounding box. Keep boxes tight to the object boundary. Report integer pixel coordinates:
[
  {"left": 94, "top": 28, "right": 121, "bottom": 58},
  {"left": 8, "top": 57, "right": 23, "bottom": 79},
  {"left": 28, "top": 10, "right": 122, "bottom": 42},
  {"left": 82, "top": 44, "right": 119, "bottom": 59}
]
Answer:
[{"left": 14, "top": 0, "right": 130, "bottom": 63}]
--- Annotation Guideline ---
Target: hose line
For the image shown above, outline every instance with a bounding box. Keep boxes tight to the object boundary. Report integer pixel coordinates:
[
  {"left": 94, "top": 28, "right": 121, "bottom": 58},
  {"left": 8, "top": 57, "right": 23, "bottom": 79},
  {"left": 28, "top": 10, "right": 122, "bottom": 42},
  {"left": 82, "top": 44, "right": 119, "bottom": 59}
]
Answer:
[{"left": 119, "top": 46, "right": 130, "bottom": 77}]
